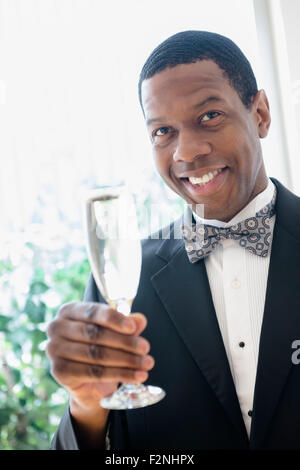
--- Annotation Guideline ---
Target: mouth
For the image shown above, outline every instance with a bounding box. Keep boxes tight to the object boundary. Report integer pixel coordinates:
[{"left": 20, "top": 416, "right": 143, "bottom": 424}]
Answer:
[{"left": 179, "top": 166, "right": 229, "bottom": 196}]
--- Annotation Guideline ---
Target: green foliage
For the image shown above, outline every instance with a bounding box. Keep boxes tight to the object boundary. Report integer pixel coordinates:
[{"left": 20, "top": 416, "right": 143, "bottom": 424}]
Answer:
[
  {"left": 53, "top": 260, "right": 90, "bottom": 303},
  {"left": 0, "top": 176, "right": 183, "bottom": 450},
  {"left": 0, "top": 244, "right": 90, "bottom": 450}
]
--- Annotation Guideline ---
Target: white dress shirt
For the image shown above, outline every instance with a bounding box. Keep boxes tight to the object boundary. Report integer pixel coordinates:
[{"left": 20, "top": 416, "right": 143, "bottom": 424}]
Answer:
[{"left": 193, "top": 178, "right": 276, "bottom": 438}]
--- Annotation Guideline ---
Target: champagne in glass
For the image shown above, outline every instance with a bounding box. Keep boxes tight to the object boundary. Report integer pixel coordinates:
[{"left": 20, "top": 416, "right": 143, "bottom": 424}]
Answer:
[{"left": 84, "top": 183, "right": 166, "bottom": 409}]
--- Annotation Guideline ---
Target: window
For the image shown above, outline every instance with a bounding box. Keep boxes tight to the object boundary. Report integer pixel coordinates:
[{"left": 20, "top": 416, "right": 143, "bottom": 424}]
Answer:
[{"left": 0, "top": 0, "right": 263, "bottom": 235}]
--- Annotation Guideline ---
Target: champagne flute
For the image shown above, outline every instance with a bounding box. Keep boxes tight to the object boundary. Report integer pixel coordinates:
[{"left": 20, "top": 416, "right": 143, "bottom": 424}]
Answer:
[{"left": 84, "top": 183, "right": 166, "bottom": 409}]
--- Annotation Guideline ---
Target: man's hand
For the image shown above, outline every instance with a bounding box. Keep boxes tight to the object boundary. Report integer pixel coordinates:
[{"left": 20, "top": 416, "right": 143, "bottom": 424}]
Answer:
[{"left": 46, "top": 301, "right": 154, "bottom": 447}]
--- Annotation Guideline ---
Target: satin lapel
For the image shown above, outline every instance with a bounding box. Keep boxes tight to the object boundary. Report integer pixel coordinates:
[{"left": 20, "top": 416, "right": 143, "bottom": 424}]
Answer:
[
  {"left": 151, "top": 234, "right": 248, "bottom": 439},
  {"left": 250, "top": 179, "right": 300, "bottom": 448}
]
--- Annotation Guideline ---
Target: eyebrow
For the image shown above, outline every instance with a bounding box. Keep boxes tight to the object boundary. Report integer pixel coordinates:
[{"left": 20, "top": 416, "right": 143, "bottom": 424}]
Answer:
[
  {"left": 193, "top": 95, "right": 225, "bottom": 109},
  {"left": 146, "top": 95, "right": 225, "bottom": 126}
]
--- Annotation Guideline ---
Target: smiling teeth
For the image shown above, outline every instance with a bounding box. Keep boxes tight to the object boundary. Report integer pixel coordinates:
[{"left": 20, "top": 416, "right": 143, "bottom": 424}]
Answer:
[{"left": 189, "top": 168, "right": 223, "bottom": 186}]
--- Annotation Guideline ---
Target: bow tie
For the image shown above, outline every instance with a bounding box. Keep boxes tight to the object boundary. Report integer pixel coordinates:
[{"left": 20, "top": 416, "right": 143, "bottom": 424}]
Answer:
[{"left": 182, "top": 188, "right": 277, "bottom": 263}]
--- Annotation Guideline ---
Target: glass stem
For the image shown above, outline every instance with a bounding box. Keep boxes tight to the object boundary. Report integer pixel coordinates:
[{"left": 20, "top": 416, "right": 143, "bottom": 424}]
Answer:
[{"left": 114, "top": 299, "right": 146, "bottom": 392}]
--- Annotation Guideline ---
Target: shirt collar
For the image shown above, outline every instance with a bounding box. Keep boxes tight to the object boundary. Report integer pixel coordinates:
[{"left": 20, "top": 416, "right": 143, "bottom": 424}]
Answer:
[{"left": 192, "top": 178, "right": 276, "bottom": 228}]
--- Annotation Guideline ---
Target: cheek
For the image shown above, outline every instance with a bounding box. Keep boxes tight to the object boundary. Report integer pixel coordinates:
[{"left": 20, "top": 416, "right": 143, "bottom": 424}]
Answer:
[
  {"left": 152, "top": 150, "right": 171, "bottom": 179},
  {"left": 240, "top": 139, "right": 261, "bottom": 176},
  {"left": 229, "top": 132, "right": 259, "bottom": 172}
]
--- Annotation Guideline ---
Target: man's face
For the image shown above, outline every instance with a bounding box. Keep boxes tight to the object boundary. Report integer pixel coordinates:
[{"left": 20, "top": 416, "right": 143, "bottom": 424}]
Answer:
[{"left": 141, "top": 60, "right": 270, "bottom": 221}]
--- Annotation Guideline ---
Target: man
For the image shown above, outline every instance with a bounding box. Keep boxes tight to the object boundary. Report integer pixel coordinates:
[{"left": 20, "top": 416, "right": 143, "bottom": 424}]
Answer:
[{"left": 46, "top": 31, "right": 300, "bottom": 450}]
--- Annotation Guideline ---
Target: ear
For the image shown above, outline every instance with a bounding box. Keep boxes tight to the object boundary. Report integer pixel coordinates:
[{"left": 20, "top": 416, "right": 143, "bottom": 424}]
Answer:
[{"left": 251, "top": 90, "right": 271, "bottom": 138}]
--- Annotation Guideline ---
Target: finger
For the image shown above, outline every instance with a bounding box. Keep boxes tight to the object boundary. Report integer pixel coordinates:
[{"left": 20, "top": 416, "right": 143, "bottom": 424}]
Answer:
[
  {"left": 47, "top": 319, "right": 150, "bottom": 355},
  {"left": 57, "top": 302, "right": 144, "bottom": 335},
  {"left": 50, "top": 357, "right": 149, "bottom": 389},
  {"left": 129, "top": 313, "right": 148, "bottom": 336},
  {"left": 46, "top": 338, "right": 155, "bottom": 370}
]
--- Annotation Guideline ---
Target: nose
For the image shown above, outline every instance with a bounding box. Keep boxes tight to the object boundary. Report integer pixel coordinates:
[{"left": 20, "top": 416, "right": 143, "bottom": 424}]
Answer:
[{"left": 172, "top": 128, "right": 212, "bottom": 162}]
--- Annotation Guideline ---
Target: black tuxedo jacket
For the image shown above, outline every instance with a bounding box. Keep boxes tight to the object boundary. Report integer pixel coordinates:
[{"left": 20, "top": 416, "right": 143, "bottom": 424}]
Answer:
[{"left": 51, "top": 178, "right": 300, "bottom": 450}]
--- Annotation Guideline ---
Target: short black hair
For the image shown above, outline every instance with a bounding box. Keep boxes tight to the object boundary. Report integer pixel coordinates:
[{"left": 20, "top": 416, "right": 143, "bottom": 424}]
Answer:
[{"left": 138, "top": 30, "right": 258, "bottom": 112}]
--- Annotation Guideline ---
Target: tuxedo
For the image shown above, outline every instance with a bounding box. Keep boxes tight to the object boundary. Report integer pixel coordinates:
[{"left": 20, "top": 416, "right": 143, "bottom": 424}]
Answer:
[{"left": 50, "top": 178, "right": 300, "bottom": 450}]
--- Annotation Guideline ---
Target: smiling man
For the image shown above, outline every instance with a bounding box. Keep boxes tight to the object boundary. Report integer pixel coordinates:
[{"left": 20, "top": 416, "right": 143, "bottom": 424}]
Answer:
[
  {"left": 142, "top": 59, "right": 269, "bottom": 223},
  {"left": 47, "top": 31, "right": 300, "bottom": 450}
]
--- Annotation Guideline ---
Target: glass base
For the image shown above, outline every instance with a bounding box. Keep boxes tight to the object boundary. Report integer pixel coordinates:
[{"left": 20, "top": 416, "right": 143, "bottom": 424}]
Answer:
[{"left": 100, "top": 383, "right": 166, "bottom": 410}]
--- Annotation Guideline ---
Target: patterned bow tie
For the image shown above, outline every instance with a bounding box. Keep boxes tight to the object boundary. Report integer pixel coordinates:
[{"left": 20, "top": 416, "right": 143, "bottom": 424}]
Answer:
[{"left": 182, "top": 188, "right": 277, "bottom": 263}]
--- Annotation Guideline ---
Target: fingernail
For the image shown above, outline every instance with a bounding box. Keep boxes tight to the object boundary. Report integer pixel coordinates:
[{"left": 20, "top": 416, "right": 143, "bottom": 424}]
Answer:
[
  {"left": 123, "top": 318, "right": 135, "bottom": 331},
  {"left": 135, "top": 370, "right": 148, "bottom": 381},
  {"left": 142, "top": 355, "right": 155, "bottom": 369},
  {"left": 138, "top": 339, "right": 150, "bottom": 354}
]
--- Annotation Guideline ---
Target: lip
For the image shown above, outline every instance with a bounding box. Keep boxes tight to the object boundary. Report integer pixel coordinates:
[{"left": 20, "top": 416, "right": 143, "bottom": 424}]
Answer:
[{"left": 180, "top": 166, "right": 229, "bottom": 197}]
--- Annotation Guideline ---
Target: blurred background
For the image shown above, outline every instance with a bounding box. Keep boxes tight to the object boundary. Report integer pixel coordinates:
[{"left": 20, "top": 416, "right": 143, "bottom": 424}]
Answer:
[{"left": 0, "top": 0, "right": 299, "bottom": 449}]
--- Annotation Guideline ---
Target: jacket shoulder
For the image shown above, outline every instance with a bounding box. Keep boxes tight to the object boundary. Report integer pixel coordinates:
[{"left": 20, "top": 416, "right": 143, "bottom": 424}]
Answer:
[{"left": 272, "top": 178, "right": 300, "bottom": 241}]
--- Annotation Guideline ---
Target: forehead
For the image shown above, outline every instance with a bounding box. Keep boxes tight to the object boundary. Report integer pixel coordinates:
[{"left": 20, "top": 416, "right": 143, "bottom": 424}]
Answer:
[{"left": 141, "top": 60, "right": 237, "bottom": 118}]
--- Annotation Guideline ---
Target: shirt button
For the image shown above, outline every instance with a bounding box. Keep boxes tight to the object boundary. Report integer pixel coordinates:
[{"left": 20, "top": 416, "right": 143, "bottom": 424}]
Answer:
[
  {"left": 231, "top": 279, "right": 241, "bottom": 289},
  {"left": 239, "top": 342, "right": 245, "bottom": 348},
  {"left": 248, "top": 410, "right": 253, "bottom": 417}
]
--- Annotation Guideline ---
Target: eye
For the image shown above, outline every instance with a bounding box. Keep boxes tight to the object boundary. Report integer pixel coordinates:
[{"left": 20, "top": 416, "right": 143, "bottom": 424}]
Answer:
[
  {"left": 153, "top": 126, "right": 170, "bottom": 137},
  {"left": 200, "top": 111, "right": 220, "bottom": 122}
]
